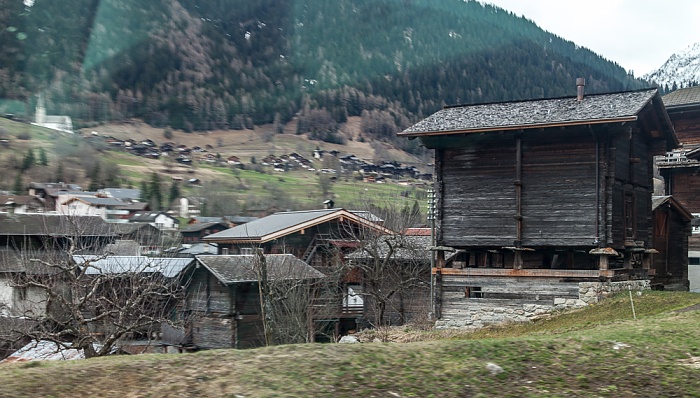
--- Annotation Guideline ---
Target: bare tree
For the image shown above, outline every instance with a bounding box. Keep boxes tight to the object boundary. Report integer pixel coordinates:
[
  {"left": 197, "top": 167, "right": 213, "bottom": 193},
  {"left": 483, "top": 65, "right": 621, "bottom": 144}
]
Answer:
[
  {"left": 253, "top": 250, "right": 326, "bottom": 346},
  {"left": 340, "top": 201, "right": 431, "bottom": 328},
  {"left": 0, "top": 215, "right": 189, "bottom": 358},
  {"left": 3, "top": 249, "right": 188, "bottom": 358}
]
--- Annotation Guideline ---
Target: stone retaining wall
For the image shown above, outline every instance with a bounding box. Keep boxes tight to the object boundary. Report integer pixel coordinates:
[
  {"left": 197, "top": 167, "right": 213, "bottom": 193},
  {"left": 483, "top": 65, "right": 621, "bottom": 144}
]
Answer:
[{"left": 436, "top": 279, "right": 650, "bottom": 329}]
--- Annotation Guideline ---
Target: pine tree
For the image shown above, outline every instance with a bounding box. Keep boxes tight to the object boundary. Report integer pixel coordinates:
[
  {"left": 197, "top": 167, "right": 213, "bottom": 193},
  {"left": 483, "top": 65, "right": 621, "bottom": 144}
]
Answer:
[
  {"left": 38, "top": 147, "right": 48, "bottom": 166},
  {"left": 12, "top": 173, "right": 23, "bottom": 195},
  {"left": 54, "top": 162, "right": 65, "bottom": 183},
  {"left": 21, "top": 149, "right": 35, "bottom": 171},
  {"left": 168, "top": 181, "right": 180, "bottom": 205},
  {"left": 149, "top": 173, "right": 163, "bottom": 211}
]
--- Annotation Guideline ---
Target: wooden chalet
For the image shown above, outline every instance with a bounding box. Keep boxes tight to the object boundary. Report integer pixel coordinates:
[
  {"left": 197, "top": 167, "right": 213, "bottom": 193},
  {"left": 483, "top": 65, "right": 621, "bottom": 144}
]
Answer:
[
  {"left": 656, "top": 86, "right": 700, "bottom": 291},
  {"left": 400, "top": 83, "right": 678, "bottom": 324},
  {"left": 203, "top": 208, "right": 393, "bottom": 263},
  {"left": 203, "top": 208, "right": 395, "bottom": 336},
  {"left": 177, "top": 254, "right": 324, "bottom": 349}
]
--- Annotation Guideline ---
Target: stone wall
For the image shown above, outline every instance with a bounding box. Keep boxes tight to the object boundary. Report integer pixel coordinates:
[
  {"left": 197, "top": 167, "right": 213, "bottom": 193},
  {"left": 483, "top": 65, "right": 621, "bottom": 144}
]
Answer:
[{"left": 436, "top": 278, "right": 650, "bottom": 329}]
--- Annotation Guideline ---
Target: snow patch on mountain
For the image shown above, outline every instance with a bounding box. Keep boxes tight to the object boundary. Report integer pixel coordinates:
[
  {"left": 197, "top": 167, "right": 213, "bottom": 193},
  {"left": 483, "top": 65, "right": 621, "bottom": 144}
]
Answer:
[{"left": 644, "top": 42, "right": 700, "bottom": 90}]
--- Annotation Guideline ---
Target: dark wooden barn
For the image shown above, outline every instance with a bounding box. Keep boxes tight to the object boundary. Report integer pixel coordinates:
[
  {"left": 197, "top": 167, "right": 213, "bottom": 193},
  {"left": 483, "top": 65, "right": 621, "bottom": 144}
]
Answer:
[
  {"left": 650, "top": 196, "right": 692, "bottom": 290},
  {"left": 399, "top": 84, "right": 678, "bottom": 324},
  {"left": 178, "top": 254, "right": 325, "bottom": 350},
  {"left": 656, "top": 86, "right": 700, "bottom": 291}
]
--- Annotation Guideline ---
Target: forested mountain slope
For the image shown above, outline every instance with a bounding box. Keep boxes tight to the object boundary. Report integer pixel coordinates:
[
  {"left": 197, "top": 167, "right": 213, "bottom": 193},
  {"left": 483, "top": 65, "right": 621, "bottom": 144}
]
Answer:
[{"left": 1, "top": 0, "right": 646, "bottom": 152}]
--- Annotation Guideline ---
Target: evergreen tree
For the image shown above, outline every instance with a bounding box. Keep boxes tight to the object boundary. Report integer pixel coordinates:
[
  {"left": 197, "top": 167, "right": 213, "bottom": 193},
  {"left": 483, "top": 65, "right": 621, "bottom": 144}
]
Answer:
[
  {"left": 54, "top": 162, "right": 65, "bottom": 183},
  {"left": 21, "top": 149, "right": 35, "bottom": 171},
  {"left": 139, "top": 180, "right": 150, "bottom": 203},
  {"left": 38, "top": 147, "right": 48, "bottom": 166},
  {"left": 12, "top": 173, "right": 23, "bottom": 195},
  {"left": 168, "top": 181, "right": 181, "bottom": 205},
  {"left": 149, "top": 173, "right": 163, "bottom": 211}
]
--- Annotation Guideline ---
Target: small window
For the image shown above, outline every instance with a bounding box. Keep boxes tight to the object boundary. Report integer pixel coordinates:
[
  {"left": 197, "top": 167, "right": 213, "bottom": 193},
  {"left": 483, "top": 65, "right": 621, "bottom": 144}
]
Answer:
[
  {"left": 16, "top": 287, "right": 27, "bottom": 301},
  {"left": 689, "top": 257, "right": 700, "bottom": 266},
  {"left": 465, "top": 286, "right": 483, "bottom": 299},
  {"left": 240, "top": 247, "right": 254, "bottom": 255},
  {"left": 221, "top": 248, "right": 229, "bottom": 255}
]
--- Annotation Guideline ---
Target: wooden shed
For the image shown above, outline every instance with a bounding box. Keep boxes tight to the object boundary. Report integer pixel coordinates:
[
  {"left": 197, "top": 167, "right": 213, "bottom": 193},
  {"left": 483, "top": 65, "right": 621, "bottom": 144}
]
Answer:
[
  {"left": 400, "top": 84, "right": 678, "bottom": 322},
  {"left": 181, "top": 254, "right": 325, "bottom": 350},
  {"left": 651, "top": 196, "right": 692, "bottom": 290}
]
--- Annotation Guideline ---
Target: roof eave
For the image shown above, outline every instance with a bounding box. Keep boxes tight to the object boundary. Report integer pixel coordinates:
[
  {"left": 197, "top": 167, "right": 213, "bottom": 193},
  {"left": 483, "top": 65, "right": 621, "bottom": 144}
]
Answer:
[{"left": 398, "top": 116, "right": 638, "bottom": 137}]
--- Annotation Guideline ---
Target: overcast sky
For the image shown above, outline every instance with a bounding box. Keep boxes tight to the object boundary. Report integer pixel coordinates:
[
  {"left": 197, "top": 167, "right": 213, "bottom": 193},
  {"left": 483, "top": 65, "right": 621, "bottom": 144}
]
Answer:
[{"left": 483, "top": 0, "right": 700, "bottom": 76}]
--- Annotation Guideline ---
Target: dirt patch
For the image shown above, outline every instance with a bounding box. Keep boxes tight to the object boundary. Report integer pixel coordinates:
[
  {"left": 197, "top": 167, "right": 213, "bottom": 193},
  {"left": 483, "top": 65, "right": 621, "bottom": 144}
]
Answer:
[{"left": 673, "top": 303, "right": 700, "bottom": 313}]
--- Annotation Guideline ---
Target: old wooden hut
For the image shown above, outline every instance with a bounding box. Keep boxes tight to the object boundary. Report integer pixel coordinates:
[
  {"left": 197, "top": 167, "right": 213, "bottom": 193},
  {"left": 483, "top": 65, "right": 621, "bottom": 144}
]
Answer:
[
  {"left": 180, "top": 254, "right": 325, "bottom": 350},
  {"left": 650, "top": 196, "right": 692, "bottom": 290},
  {"left": 656, "top": 86, "right": 700, "bottom": 290},
  {"left": 399, "top": 83, "right": 678, "bottom": 326}
]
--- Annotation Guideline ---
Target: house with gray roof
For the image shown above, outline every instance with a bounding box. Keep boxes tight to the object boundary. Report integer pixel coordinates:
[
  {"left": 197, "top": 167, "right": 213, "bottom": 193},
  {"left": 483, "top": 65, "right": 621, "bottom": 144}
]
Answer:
[
  {"left": 203, "top": 208, "right": 392, "bottom": 265},
  {"left": 400, "top": 82, "right": 679, "bottom": 326},
  {"left": 175, "top": 254, "right": 325, "bottom": 350}
]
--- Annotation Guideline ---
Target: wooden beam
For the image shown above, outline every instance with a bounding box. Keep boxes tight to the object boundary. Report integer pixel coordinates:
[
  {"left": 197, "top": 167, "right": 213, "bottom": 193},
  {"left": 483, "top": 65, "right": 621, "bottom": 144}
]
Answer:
[{"left": 432, "top": 267, "right": 616, "bottom": 279}]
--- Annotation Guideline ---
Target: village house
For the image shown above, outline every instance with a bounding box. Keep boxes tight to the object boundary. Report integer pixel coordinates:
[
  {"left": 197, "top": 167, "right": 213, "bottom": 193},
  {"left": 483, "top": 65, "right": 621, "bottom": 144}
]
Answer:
[
  {"left": 170, "top": 254, "right": 325, "bottom": 350},
  {"left": 656, "top": 86, "right": 700, "bottom": 291},
  {"left": 129, "top": 211, "right": 179, "bottom": 231},
  {"left": 399, "top": 82, "right": 679, "bottom": 327},
  {"left": 0, "top": 196, "right": 45, "bottom": 214},
  {"left": 0, "top": 213, "right": 117, "bottom": 320},
  {"left": 28, "top": 182, "right": 83, "bottom": 212},
  {"left": 203, "top": 208, "right": 396, "bottom": 336},
  {"left": 72, "top": 255, "right": 194, "bottom": 352}
]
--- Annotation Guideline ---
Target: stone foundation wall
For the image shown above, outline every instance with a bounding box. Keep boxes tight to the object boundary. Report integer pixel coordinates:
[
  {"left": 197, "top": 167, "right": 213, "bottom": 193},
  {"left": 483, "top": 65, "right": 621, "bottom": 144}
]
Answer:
[
  {"left": 436, "top": 279, "right": 650, "bottom": 329},
  {"left": 578, "top": 280, "right": 650, "bottom": 304}
]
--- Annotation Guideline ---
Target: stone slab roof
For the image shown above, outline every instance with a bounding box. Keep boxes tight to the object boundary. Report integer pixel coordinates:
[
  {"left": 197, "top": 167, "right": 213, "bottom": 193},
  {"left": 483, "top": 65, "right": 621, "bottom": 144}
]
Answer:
[
  {"left": 195, "top": 254, "right": 325, "bottom": 284},
  {"left": 663, "top": 86, "right": 700, "bottom": 108},
  {"left": 400, "top": 89, "right": 659, "bottom": 136}
]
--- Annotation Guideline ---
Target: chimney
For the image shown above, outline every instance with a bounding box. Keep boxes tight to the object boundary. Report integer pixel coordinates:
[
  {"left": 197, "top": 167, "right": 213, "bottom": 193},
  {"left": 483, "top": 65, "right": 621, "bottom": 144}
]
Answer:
[
  {"left": 576, "top": 78, "right": 586, "bottom": 101},
  {"left": 323, "top": 199, "right": 334, "bottom": 209}
]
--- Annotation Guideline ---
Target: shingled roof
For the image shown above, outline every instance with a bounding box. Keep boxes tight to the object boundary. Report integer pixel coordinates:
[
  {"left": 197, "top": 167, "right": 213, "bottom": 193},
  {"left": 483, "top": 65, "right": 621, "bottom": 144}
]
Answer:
[
  {"left": 662, "top": 86, "right": 700, "bottom": 108},
  {"left": 195, "top": 254, "right": 325, "bottom": 284},
  {"left": 400, "top": 88, "right": 670, "bottom": 137}
]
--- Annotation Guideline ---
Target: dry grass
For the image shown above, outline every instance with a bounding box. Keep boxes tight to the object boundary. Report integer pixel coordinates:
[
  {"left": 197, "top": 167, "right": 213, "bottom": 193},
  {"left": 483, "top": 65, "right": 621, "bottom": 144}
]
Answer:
[{"left": 1, "top": 292, "right": 700, "bottom": 397}]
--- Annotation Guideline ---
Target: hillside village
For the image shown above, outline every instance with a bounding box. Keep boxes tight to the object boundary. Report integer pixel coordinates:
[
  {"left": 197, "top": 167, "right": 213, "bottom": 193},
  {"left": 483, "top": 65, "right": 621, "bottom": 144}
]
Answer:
[{"left": 1, "top": 81, "right": 700, "bottom": 364}]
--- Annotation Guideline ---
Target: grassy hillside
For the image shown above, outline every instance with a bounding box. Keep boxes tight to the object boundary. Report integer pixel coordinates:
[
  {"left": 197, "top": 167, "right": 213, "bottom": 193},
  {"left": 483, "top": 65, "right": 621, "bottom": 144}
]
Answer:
[
  {"left": 1, "top": 291, "right": 699, "bottom": 397},
  {"left": 0, "top": 117, "right": 429, "bottom": 213}
]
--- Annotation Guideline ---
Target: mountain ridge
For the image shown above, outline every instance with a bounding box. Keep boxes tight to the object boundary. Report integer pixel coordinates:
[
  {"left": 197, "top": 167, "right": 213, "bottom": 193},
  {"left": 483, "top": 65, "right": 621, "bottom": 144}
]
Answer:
[
  {"left": 0, "top": 0, "right": 647, "bottom": 158},
  {"left": 644, "top": 42, "right": 700, "bottom": 91}
]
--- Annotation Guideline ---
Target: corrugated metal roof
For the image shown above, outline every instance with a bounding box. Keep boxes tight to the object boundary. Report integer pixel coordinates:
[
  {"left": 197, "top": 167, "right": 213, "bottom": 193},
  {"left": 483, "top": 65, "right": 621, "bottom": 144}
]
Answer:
[
  {"left": 73, "top": 255, "right": 194, "bottom": 277},
  {"left": 663, "top": 86, "right": 700, "bottom": 108},
  {"left": 1, "top": 340, "right": 87, "bottom": 363},
  {"left": 205, "top": 209, "right": 339, "bottom": 240},
  {"left": 196, "top": 254, "right": 325, "bottom": 284},
  {"left": 400, "top": 89, "right": 659, "bottom": 136}
]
